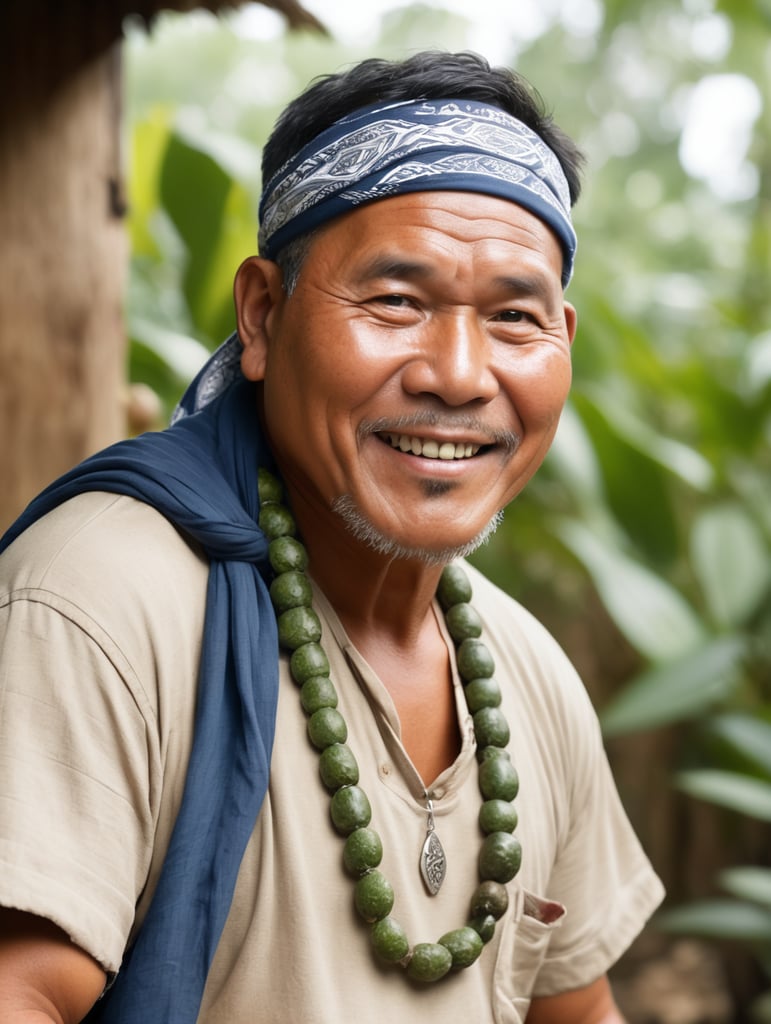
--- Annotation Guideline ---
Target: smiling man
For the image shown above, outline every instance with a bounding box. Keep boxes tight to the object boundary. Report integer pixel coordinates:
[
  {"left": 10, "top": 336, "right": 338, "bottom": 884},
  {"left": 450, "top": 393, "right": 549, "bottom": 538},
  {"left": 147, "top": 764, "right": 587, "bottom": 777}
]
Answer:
[{"left": 0, "top": 51, "right": 663, "bottom": 1023}]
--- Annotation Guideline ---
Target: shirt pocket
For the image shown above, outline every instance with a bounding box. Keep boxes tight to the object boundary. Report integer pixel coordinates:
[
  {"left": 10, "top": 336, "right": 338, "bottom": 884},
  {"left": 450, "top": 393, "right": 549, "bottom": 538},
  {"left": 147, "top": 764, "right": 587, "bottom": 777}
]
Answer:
[{"left": 492, "top": 887, "right": 566, "bottom": 1024}]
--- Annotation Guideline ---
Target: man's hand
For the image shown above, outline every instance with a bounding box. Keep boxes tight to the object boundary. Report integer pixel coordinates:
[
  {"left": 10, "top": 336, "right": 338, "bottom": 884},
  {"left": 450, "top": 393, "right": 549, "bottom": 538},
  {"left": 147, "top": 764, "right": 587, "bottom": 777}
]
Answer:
[
  {"left": 526, "top": 973, "right": 627, "bottom": 1024},
  {"left": 0, "top": 908, "right": 105, "bottom": 1023}
]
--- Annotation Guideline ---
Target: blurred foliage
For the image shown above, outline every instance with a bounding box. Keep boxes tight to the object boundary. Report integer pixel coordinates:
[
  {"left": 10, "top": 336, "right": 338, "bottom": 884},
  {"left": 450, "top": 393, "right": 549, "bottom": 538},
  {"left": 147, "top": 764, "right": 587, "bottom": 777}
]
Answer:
[{"left": 124, "top": 1, "right": 771, "bottom": 1015}]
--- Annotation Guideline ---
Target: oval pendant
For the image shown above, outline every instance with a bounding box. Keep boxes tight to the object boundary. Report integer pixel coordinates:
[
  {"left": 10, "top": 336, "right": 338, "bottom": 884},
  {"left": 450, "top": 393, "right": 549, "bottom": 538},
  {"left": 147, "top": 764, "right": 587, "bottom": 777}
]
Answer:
[{"left": 420, "top": 830, "right": 447, "bottom": 895}]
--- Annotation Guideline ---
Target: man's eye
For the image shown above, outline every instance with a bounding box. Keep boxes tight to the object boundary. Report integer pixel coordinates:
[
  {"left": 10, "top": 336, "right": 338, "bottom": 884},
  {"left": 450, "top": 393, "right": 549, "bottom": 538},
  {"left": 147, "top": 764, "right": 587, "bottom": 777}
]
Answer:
[
  {"left": 495, "top": 310, "right": 528, "bottom": 323},
  {"left": 375, "top": 294, "right": 410, "bottom": 307}
]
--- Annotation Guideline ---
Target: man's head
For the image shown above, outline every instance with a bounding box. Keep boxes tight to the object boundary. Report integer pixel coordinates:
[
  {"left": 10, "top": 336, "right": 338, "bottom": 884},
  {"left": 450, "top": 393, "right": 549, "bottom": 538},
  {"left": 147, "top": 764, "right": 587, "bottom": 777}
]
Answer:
[
  {"left": 235, "top": 51, "right": 581, "bottom": 565},
  {"left": 258, "top": 51, "right": 584, "bottom": 294}
]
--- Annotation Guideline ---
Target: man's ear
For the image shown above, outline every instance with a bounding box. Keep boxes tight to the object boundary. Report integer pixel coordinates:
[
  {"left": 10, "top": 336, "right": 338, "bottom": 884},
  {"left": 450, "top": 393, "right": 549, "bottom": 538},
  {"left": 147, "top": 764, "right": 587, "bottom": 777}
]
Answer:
[
  {"left": 234, "top": 257, "right": 285, "bottom": 381},
  {"left": 564, "top": 301, "right": 578, "bottom": 346}
]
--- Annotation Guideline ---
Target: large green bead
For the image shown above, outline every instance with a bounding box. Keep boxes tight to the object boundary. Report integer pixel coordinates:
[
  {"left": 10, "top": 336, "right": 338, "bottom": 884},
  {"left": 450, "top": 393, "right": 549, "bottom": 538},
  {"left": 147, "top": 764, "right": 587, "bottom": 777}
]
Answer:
[
  {"left": 470, "top": 880, "right": 509, "bottom": 920},
  {"left": 330, "top": 784, "right": 372, "bottom": 835},
  {"left": 473, "top": 706, "right": 510, "bottom": 749},
  {"left": 268, "top": 535, "right": 308, "bottom": 575},
  {"left": 371, "top": 917, "right": 410, "bottom": 963},
  {"left": 257, "top": 467, "right": 283, "bottom": 505},
  {"left": 456, "top": 638, "right": 495, "bottom": 681},
  {"left": 343, "top": 827, "right": 383, "bottom": 875},
  {"left": 444, "top": 602, "right": 482, "bottom": 642},
  {"left": 478, "top": 755, "right": 519, "bottom": 801},
  {"left": 479, "top": 799, "right": 518, "bottom": 835},
  {"left": 354, "top": 870, "right": 394, "bottom": 922},
  {"left": 307, "top": 707, "right": 347, "bottom": 750},
  {"left": 406, "top": 942, "right": 453, "bottom": 982},
  {"left": 436, "top": 564, "right": 472, "bottom": 609},
  {"left": 479, "top": 832, "right": 522, "bottom": 884},
  {"left": 438, "top": 926, "right": 483, "bottom": 969},
  {"left": 277, "top": 606, "right": 322, "bottom": 650},
  {"left": 318, "top": 743, "right": 358, "bottom": 790},
  {"left": 290, "top": 642, "right": 330, "bottom": 684},
  {"left": 270, "top": 570, "right": 313, "bottom": 613},
  {"left": 259, "top": 503, "right": 295, "bottom": 539},
  {"left": 464, "top": 677, "right": 502, "bottom": 712},
  {"left": 300, "top": 676, "right": 338, "bottom": 715}
]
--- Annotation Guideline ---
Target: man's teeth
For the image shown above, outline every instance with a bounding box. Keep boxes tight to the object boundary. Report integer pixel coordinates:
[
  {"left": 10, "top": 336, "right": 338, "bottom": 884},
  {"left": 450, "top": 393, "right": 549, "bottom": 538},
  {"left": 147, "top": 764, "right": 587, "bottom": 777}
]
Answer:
[{"left": 385, "top": 433, "right": 481, "bottom": 460}]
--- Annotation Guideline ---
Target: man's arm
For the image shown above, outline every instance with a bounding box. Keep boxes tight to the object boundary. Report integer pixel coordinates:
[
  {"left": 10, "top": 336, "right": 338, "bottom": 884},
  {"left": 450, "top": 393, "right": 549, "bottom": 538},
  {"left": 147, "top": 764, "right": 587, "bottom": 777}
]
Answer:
[
  {"left": 0, "top": 909, "right": 105, "bottom": 1023},
  {"left": 526, "top": 974, "right": 626, "bottom": 1024}
]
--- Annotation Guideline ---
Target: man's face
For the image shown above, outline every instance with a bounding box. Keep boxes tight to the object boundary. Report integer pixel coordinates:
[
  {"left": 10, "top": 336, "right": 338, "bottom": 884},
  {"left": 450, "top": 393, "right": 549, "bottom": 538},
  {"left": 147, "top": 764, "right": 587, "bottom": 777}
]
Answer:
[{"left": 240, "top": 190, "right": 576, "bottom": 562}]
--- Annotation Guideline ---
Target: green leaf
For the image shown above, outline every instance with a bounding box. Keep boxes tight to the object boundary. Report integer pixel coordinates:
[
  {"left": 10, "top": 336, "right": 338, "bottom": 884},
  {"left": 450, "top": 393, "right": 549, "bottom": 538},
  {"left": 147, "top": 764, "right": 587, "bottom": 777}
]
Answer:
[
  {"left": 600, "top": 636, "right": 745, "bottom": 736},
  {"left": 657, "top": 899, "right": 771, "bottom": 942},
  {"left": 720, "top": 866, "right": 771, "bottom": 909},
  {"left": 557, "top": 520, "right": 707, "bottom": 661},
  {"left": 676, "top": 770, "right": 771, "bottom": 821},
  {"left": 706, "top": 714, "right": 771, "bottom": 777},
  {"left": 691, "top": 503, "right": 771, "bottom": 629}
]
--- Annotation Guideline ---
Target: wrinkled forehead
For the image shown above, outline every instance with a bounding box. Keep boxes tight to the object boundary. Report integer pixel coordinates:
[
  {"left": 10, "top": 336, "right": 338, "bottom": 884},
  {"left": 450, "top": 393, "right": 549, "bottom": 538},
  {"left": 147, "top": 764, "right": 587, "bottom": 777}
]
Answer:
[{"left": 258, "top": 98, "right": 577, "bottom": 287}]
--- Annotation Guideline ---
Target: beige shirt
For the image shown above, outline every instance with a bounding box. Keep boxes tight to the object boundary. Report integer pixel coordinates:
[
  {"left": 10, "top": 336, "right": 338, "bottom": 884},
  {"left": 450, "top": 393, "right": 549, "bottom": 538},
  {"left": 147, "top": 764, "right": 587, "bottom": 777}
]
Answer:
[{"left": 0, "top": 493, "right": 664, "bottom": 1023}]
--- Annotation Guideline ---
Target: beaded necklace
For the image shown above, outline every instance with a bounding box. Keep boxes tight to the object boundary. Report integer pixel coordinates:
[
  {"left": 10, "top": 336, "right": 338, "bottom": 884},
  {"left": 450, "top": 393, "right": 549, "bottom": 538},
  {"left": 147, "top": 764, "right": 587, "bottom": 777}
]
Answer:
[{"left": 258, "top": 468, "right": 522, "bottom": 983}]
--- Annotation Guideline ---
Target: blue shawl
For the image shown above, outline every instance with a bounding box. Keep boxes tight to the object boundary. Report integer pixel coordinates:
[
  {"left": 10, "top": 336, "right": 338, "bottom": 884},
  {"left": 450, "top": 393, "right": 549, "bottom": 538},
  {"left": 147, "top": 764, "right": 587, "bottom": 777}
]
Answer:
[{"left": 0, "top": 361, "right": 278, "bottom": 1022}]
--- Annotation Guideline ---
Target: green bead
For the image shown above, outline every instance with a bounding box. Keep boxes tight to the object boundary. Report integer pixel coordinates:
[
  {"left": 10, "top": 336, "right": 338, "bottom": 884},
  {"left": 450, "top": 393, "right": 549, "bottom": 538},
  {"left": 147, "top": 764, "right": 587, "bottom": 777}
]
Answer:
[
  {"left": 444, "top": 602, "right": 483, "bottom": 642},
  {"left": 473, "top": 707, "right": 510, "bottom": 749},
  {"left": 438, "top": 926, "right": 483, "bottom": 969},
  {"left": 257, "top": 467, "right": 283, "bottom": 505},
  {"left": 464, "top": 677, "right": 502, "bottom": 712},
  {"left": 406, "top": 942, "right": 453, "bottom": 982},
  {"left": 315, "top": 741, "right": 358, "bottom": 786},
  {"left": 270, "top": 570, "right": 313, "bottom": 613},
  {"left": 371, "top": 917, "right": 410, "bottom": 963},
  {"left": 259, "top": 503, "right": 295, "bottom": 540},
  {"left": 290, "top": 642, "right": 330, "bottom": 684},
  {"left": 436, "top": 564, "right": 473, "bottom": 609},
  {"left": 470, "top": 880, "right": 509, "bottom": 920},
  {"left": 478, "top": 756, "right": 519, "bottom": 801},
  {"left": 456, "top": 638, "right": 495, "bottom": 681},
  {"left": 467, "top": 913, "right": 496, "bottom": 944},
  {"left": 479, "top": 832, "right": 522, "bottom": 884},
  {"left": 300, "top": 676, "right": 338, "bottom": 715},
  {"left": 479, "top": 799, "right": 518, "bottom": 835},
  {"left": 307, "top": 707, "right": 347, "bottom": 750},
  {"left": 354, "top": 870, "right": 394, "bottom": 922},
  {"left": 331, "top": 785, "right": 372, "bottom": 835},
  {"left": 319, "top": 743, "right": 359, "bottom": 790},
  {"left": 268, "top": 535, "right": 308, "bottom": 574},
  {"left": 343, "top": 827, "right": 383, "bottom": 875},
  {"left": 277, "top": 606, "right": 322, "bottom": 650}
]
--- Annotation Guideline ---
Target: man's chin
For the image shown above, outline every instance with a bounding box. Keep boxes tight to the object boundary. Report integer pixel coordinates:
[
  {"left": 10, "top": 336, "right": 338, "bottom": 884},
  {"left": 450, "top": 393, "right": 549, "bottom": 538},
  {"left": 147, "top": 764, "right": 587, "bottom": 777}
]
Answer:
[{"left": 331, "top": 494, "right": 503, "bottom": 567}]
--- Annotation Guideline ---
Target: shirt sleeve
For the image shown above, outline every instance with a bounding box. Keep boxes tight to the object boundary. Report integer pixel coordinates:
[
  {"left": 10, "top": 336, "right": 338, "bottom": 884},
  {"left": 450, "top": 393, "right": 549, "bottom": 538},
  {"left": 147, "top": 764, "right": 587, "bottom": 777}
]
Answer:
[{"left": 0, "top": 590, "right": 157, "bottom": 973}]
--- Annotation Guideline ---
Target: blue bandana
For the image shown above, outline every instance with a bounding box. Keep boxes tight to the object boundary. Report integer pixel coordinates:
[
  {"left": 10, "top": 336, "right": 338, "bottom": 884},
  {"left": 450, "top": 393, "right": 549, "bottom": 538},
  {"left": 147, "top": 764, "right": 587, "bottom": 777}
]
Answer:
[
  {"left": 259, "top": 98, "right": 577, "bottom": 285},
  {"left": 1, "top": 360, "right": 277, "bottom": 1023}
]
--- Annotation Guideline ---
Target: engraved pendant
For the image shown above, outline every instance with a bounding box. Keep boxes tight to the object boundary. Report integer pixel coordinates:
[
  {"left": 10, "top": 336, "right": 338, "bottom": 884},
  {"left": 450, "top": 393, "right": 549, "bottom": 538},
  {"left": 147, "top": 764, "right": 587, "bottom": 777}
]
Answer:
[{"left": 419, "top": 797, "right": 447, "bottom": 896}]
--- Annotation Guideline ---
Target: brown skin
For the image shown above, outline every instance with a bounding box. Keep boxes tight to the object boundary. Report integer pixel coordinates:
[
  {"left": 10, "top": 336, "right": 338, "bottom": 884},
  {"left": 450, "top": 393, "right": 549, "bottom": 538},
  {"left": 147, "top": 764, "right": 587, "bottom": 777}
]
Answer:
[{"left": 0, "top": 191, "right": 623, "bottom": 1021}]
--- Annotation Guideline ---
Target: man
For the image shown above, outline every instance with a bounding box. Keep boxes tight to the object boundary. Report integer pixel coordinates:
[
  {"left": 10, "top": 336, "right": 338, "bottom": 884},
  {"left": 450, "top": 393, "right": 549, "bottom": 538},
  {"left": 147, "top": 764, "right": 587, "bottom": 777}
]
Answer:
[{"left": 0, "top": 51, "right": 663, "bottom": 1022}]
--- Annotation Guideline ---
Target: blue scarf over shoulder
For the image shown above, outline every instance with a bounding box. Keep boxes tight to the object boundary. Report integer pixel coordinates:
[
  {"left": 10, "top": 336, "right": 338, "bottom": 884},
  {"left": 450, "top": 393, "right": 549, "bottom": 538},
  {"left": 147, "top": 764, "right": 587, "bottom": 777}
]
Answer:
[{"left": 0, "top": 342, "right": 277, "bottom": 1022}]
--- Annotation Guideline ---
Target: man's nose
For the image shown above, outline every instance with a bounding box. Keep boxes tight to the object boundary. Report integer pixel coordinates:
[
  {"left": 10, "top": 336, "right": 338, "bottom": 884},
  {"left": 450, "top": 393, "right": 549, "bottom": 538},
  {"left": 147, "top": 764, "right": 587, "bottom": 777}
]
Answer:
[{"left": 401, "top": 311, "right": 499, "bottom": 406}]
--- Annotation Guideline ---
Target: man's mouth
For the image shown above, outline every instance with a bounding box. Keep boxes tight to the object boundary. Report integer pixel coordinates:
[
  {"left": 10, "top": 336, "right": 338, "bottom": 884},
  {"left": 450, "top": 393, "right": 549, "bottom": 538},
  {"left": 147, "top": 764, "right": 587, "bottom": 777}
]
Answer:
[{"left": 380, "top": 432, "right": 482, "bottom": 460}]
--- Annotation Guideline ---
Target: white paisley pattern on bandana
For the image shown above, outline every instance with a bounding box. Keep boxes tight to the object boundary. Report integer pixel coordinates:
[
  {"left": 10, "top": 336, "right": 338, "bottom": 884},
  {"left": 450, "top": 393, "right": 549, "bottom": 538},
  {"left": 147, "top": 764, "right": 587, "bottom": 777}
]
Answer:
[{"left": 258, "top": 99, "right": 577, "bottom": 285}]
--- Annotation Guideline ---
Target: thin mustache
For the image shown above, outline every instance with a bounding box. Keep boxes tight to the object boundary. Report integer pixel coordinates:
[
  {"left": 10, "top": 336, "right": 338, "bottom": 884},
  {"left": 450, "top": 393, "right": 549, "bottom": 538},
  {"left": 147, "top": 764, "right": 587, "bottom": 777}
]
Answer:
[{"left": 362, "top": 414, "right": 520, "bottom": 456}]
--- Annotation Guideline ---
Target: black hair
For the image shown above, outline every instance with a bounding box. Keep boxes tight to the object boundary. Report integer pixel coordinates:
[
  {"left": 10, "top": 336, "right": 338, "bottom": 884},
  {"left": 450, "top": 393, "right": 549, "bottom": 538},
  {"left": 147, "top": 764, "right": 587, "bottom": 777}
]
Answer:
[{"left": 262, "top": 50, "right": 584, "bottom": 205}]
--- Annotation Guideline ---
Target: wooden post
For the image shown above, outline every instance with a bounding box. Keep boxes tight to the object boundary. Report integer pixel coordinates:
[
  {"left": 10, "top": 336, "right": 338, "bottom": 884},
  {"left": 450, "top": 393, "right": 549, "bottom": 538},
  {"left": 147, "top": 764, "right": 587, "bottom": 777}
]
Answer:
[{"left": 0, "top": 7, "right": 127, "bottom": 531}]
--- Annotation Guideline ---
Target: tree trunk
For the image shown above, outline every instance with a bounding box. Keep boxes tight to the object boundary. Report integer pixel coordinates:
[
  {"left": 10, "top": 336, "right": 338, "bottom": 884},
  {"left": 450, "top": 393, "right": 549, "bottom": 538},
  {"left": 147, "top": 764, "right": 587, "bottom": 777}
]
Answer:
[{"left": 0, "top": 15, "right": 127, "bottom": 532}]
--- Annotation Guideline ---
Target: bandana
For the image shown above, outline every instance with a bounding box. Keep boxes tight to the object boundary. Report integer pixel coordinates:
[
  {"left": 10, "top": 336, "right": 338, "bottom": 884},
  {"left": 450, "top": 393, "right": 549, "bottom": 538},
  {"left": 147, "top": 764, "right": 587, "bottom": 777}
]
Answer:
[{"left": 259, "top": 98, "right": 577, "bottom": 286}]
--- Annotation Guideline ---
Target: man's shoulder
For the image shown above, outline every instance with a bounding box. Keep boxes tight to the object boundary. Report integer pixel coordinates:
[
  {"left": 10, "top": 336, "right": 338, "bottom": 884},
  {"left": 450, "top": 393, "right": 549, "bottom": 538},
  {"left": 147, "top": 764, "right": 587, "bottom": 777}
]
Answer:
[{"left": 0, "top": 491, "right": 208, "bottom": 625}]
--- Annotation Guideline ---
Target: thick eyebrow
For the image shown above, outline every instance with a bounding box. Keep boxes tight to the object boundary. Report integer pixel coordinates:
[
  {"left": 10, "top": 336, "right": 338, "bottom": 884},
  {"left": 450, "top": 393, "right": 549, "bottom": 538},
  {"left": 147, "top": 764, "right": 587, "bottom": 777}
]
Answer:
[
  {"left": 492, "top": 273, "right": 559, "bottom": 307},
  {"left": 351, "top": 256, "right": 434, "bottom": 285}
]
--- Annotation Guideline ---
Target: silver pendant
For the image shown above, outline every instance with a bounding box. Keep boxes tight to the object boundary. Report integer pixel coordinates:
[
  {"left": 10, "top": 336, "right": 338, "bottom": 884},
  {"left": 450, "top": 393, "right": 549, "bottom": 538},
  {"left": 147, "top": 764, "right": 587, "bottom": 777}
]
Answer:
[{"left": 419, "top": 797, "right": 446, "bottom": 895}]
